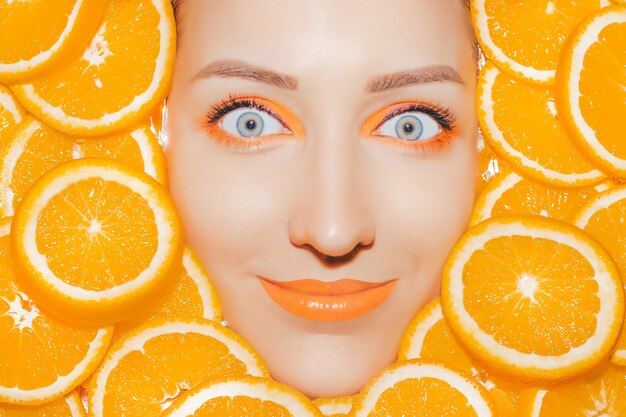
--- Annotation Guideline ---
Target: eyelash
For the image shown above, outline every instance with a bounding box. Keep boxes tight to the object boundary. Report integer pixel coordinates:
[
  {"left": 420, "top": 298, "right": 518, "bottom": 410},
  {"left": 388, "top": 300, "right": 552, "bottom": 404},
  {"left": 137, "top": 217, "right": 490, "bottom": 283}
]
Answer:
[
  {"left": 375, "top": 102, "right": 456, "bottom": 132},
  {"left": 206, "top": 94, "right": 288, "bottom": 128},
  {"left": 203, "top": 95, "right": 458, "bottom": 153}
]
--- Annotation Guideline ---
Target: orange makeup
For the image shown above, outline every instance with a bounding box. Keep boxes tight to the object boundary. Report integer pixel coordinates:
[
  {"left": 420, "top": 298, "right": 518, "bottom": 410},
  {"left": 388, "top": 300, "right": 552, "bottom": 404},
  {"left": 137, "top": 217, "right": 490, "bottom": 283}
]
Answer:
[
  {"left": 361, "top": 101, "right": 458, "bottom": 154},
  {"left": 258, "top": 277, "right": 398, "bottom": 322},
  {"left": 202, "top": 95, "right": 458, "bottom": 154},
  {"left": 201, "top": 94, "right": 304, "bottom": 150}
]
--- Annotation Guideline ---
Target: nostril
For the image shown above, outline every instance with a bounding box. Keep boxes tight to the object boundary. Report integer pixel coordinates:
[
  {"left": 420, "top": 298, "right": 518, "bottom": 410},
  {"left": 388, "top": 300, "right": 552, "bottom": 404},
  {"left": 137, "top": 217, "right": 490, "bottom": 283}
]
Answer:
[
  {"left": 303, "top": 241, "right": 373, "bottom": 266},
  {"left": 323, "top": 250, "right": 358, "bottom": 265}
]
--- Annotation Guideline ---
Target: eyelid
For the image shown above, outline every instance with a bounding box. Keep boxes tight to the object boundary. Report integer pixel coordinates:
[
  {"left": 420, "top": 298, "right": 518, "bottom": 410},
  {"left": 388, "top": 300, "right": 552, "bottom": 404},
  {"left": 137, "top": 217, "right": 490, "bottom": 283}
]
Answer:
[
  {"left": 361, "top": 101, "right": 456, "bottom": 137},
  {"left": 205, "top": 94, "right": 305, "bottom": 137}
]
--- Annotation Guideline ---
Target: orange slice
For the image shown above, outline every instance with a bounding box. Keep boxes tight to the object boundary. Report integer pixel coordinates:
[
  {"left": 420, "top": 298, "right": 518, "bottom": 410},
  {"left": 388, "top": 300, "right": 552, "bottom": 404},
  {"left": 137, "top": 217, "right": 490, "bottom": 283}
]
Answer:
[
  {"left": 87, "top": 319, "right": 270, "bottom": 417},
  {"left": 350, "top": 359, "right": 495, "bottom": 417},
  {"left": 313, "top": 396, "right": 354, "bottom": 417},
  {"left": 162, "top": 375, "right": 323, "bottom": 417},
  {"left": 0, "top": 84, "right": 26, "bottom": 144},
  {"left": 555, "top": 6, "right": 626, "bottom": 178},
  {"left": 573, "top": 185, "right": 626, "bottom": 366},
  {"left": 0, "top": 217, "right": 112, "bottom": 405},
  {"left": 478, "top": 62, "right": 605, "bottom": 187},
  {"left": 0, "top": 390, "right": 86, "bottom": 416},
  {"left": 471, "top": 0, "right": 606, "bottom": 85},
  {"left": 113, "top": 246, "right": 222, "bottom": 341},
  {"left": 10, "top": 0, "right": 175, "bottom": 136},
  {"left": 442, "top": 215, "right": 624, "bottom": 383},
  {"left": 11, "top": 158, "right": 183, "bottom": 326},
  {"left": 520, "top": 364, "right": 626, "bottom": 416},
  {"left": 398, "top": 297, "right": 522, "bottom": 417},
  {"left": 0, "top": 116, "right": 167, "bottom": 217},
  {"left": 0, "top": 1, "right": 107, "bottom": 83},
  {"left": 476, "top": 140, "right": 504, "bottom": 197},
  {"left": 470, "top": 171, "right": 613, "bottom": 226}
]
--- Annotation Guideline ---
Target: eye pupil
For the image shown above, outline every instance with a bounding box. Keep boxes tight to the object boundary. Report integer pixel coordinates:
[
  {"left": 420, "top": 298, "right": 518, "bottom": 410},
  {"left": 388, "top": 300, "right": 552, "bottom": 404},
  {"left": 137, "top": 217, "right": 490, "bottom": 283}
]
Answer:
[
  {"left": 395, "top": 115, "right": 423, "bottom": 140},
  {"left": 236, "top": 111, "right": 264, "bottom": 137}
]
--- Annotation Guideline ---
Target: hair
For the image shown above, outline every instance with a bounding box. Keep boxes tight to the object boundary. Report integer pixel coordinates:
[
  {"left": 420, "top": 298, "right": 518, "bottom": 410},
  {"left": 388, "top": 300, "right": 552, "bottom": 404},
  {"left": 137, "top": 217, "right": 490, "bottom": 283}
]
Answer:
[{"left": 171, "top": 0, "right": 478, "bottom": 58}]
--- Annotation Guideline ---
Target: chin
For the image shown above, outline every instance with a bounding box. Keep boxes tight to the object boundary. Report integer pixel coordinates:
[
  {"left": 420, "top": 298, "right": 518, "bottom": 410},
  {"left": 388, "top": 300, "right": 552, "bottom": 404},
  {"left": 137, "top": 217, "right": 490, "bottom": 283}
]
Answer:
[{"left": 251, "top": 320, "right": 401, "bottom": 399}]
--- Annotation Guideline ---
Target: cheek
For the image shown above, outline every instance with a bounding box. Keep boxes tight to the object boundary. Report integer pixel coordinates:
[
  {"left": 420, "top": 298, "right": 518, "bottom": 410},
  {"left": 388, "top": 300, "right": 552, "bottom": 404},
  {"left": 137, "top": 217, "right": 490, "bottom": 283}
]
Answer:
[
  {"left": 375, "top": 135, "right": 477, "bottom": 271},
  {"left": 165, "top": 134, "right": 288, "bottom": 271}
]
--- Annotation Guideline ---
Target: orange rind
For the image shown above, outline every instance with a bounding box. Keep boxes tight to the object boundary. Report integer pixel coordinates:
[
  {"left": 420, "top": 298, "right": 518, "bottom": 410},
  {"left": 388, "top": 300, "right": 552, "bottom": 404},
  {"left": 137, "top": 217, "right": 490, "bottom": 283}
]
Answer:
[
  {"left": 88, "top": 319, "right": 270, "bottom": 417},
  {"left": 442, "top": 215, "right": 624, "bottom": 384},
  {"left": 11, "top": 158, "right": 183, "bottom": 326}
]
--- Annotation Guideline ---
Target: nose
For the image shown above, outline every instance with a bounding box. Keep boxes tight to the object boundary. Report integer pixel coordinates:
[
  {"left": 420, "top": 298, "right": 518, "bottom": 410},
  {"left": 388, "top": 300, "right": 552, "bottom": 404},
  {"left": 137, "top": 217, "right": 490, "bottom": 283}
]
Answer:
[{"left": 288, "top": 131, "right": 375, "bottom": 261}]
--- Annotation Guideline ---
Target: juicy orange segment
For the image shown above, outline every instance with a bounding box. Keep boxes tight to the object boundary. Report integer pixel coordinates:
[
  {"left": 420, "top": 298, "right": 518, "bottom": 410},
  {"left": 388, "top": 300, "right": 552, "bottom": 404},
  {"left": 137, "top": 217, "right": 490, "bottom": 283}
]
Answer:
[
  {"left": 555, "top": 6, "right": 626, "bottom": 177},
  {"left": 521, "top": 364, "right": 626, "bottom": 417},
  {"left": 478, "top": 62, "right": 604, "bottom": 187},
  {"left": 162, "top": 375, "right": 323, "bottom": 417},
  {"left": 313, "top": 396, "right": 354, "bottom": 417},
  {"left": 399, "top": 297, "right": 522, "bottom": 417},
  {"left": 476, "top": 141, "right": 504, "bottom": 197},
  {"left": 0, "top": 1, "right": 107, "bottom": 83},
  {"left": 573, "top": 186, "right": 626, "bottom": 366},
  {"left": 11, "top": 158, "right": 183, "bottom": 326},
  {"left": 442, "top": 215, "right": 624, "bottom": 383},
  {"left": 471, "top": 0, "right": 605, "bottom": 85},
  {"left": 350, "top": 360, "right": 495, "bottom": 417},
  {"left": 0, "top": 218, "right": 113, "bottom": 405},
  {"left": 88, "top": 319, "right": 270, "bottom": 417},
  {"left": 10, "top": 0, "right": 175, "bottom": 136},
  {"left": 0, "top": 389, "right": 86, "bottom": 416},
  {"left": 0, "top": 84, "right": 26, "bottom": 144},
  {"left": 0, "top": 117, "right": 167, "bottom": 217},
  {"left": 470, "top": 171, "right": 613, "bottom": 226},
  {"left": 113, "top": 246, "right": 222, "bottom": 341}
]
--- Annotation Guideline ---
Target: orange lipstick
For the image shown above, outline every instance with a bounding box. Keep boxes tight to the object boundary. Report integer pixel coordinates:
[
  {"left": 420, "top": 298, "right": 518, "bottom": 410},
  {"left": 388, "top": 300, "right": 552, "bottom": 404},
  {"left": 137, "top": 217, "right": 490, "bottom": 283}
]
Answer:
[{"left": 258, "top": 278, "right": 398, "bottom": 322}]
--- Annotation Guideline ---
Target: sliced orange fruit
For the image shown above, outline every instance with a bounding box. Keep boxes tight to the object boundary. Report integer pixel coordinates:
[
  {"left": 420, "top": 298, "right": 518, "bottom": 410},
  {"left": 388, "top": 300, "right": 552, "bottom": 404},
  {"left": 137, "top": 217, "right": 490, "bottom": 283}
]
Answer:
[
  {"left": 476, "top": 140, "right": 505, "bottom": 197},
  {"left": 555, "top": 6, "right": 626, "bottom": 178},
  {"left": 349, "top": 359, "right": 495, "bottom": 417},
  {"left": 398, "top": 297, "right": 522, "bottom": 417},
  {"left": 520, "top": 364, "right": 626, "bottom": 417},
  {"left": 0, "top": 84, "right": 26, "bottom": 144},
  {"left": 0, "top": 1, "right": 107, "bottom": 83},
  {"left": 471, "top": 0, "right": 606, "bottom": 85},
  {"left": 470, "top": 171, "right": 613, "bottom": 226},
  {"left": 88, "top": 319, "right": 270, "bottom": 417},
  {"left": 0, "top": 389, "right": 86, "bottom": 416},
  {"left": 478, "top": 62, "right": 605, "bottom": 187},
  {"left": 0, "top": 217, "right": 113, "bottom": 405},
  {"left": 11, "top": 158, "right": 183, "bottom": 326},
  {"left": 0, "top": 116, "right": 167, "bottom": 217},
  {"left": 442, "top": 215, "right": 624, "bottom": 384},
  {"left": 162, "top": 375, "right": 323, "bottom": 417},
  {"left": 313, "top": 396, "right": 354, "bottom": 417},
  {"left": 573, "top": 185, "right": 626, "bottom": 366},
  {"left": 10, "top": 0, "right": 176, "bottom": 136},
  {"left": 113, "top": 246, "right": 222, "bottom": 341}
]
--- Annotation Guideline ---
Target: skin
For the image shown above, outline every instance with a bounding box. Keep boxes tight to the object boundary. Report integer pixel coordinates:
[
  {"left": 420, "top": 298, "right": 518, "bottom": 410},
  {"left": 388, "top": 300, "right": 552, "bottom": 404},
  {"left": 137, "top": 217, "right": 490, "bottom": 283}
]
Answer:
[{"left": 166, "top": 0, "right": 477, "bottom": 398}]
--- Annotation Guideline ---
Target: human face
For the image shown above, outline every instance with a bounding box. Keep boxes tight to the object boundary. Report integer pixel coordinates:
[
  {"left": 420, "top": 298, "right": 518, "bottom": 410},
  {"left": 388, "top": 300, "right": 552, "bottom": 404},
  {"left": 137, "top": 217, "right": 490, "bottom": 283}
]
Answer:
[{"left": 166, "top": 0, "right": 477, "bottom": 398}]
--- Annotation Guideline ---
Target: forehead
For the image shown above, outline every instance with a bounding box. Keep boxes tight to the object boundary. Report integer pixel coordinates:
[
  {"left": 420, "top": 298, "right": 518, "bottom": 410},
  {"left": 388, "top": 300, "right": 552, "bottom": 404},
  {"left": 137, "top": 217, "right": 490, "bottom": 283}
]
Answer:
[{"left": 176, "top": 0, "right": 474, "bottom": 82}]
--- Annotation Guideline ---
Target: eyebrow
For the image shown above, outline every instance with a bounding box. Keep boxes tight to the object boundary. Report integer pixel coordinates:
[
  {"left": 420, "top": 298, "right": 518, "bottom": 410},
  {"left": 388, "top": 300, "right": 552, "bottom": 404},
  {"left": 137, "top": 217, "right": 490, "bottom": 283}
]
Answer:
[
  {"left": 365, "top": 65, "right": 465, "bottom": 93},
  {"left": 192, "top": 59, "right": 298, "bottom": 90}
]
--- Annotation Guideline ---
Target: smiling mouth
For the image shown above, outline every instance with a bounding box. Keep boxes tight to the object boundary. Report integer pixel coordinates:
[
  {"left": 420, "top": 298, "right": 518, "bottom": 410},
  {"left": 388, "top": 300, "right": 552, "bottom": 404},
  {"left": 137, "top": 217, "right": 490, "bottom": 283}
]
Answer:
[{"left": 258, "top": 277, "right": 398, "bottom": 322}]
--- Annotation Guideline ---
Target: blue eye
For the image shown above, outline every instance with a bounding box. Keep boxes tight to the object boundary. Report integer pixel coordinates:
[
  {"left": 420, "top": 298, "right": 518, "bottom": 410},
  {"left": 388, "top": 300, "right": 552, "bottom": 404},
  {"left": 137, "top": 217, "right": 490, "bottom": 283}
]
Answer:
[
  {"left": 376, "top": 111, "right": 441, "bottom": 141},
  {"left": 221, "top": 108, "right": 284, "bottom": 138}
]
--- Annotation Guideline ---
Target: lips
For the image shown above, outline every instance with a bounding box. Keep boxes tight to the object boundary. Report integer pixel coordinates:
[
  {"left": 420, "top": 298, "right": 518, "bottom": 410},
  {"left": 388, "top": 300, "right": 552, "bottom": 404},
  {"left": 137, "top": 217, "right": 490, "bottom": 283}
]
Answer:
[{"left": 258, "top": 277, "right": 398, "bottom": 322}]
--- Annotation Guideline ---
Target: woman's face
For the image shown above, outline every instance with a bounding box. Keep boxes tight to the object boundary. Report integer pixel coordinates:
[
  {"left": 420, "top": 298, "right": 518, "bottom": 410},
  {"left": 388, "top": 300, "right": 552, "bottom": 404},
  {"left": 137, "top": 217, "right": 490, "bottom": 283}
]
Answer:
[{"left": 166, "top": 0, "right": 477, "bottom": 398}]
